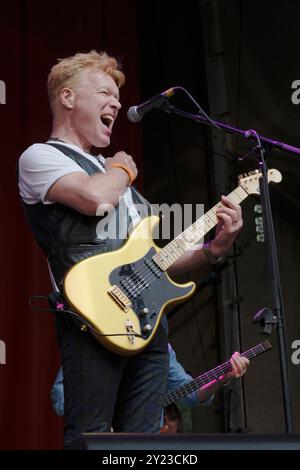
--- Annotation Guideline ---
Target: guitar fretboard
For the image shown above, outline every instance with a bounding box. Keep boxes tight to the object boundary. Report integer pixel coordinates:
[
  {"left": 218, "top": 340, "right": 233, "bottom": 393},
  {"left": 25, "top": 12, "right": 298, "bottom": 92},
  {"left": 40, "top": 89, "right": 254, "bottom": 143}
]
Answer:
[
  {"left": 153, "top": 186, "right": 248, "bottom": 271},
  {"left": 163, "top": 341, "right": 272, "bottom": 407}
]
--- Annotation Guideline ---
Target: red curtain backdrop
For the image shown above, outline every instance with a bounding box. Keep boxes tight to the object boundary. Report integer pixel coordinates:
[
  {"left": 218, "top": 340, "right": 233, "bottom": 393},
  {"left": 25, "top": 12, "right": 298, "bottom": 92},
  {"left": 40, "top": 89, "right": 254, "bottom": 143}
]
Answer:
[{"left": 0, "top": 0, "right": 141, "bottom": 449}]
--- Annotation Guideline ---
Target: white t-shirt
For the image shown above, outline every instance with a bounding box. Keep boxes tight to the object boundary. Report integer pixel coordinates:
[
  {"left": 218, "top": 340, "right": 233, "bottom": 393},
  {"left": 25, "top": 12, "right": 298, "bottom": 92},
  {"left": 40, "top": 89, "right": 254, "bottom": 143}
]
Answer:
[{"left": 18, "top": 140, "right": 141, "bottom": 226}]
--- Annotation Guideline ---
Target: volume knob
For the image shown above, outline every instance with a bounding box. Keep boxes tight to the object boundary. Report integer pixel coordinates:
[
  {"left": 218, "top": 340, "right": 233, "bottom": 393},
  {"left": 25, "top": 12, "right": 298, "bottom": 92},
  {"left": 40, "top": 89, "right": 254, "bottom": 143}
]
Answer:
[
  {"left": 140, "top": 307, "right": 149, "bottom": 316},
  {"left": 143, "top": 324, "right": 152, "bottom": 333}
]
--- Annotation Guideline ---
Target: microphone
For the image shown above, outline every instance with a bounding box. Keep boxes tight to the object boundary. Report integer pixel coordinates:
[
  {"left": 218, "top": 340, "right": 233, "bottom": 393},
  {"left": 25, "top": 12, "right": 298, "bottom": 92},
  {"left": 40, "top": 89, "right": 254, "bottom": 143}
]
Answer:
[{"left": 127, "top": 87, "right": 176, "bottom": 123}]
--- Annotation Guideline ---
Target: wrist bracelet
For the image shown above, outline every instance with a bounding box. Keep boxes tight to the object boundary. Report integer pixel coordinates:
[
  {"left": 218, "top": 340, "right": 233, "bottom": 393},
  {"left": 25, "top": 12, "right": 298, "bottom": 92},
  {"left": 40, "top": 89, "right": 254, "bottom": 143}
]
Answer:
[
  {"left": 111, "top": 163, "right": 135, "bottom": 185},
  {"left": 202, "top": 242, "right": 226, "bottom": 266}
]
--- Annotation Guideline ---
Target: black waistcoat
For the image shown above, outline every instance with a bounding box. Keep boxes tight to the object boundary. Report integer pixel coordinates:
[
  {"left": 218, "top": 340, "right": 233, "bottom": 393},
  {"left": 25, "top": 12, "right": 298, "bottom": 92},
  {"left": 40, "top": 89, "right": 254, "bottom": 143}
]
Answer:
[{"left": 20, "top": 143, "right": 151, "bottom": 286}]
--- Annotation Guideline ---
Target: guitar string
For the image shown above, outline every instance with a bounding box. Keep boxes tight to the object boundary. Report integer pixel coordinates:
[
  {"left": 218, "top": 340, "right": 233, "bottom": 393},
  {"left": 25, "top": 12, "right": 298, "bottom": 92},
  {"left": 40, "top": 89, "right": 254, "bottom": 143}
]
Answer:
[
  {"left": 119, "top": 241, "right": 209, "bottom": 300},
  {"left": 118, "top": 210, "right": 210, "bottom": 293},
  {"left": 110, "top": 183, "right": 251, "bottom": 302},
  {"left": 113, "top": 174, "right": 271, "bottom": 298},
  {"left": 118, "top": 199, "right": 233, "bottom": 296},
  {"left": 174, "top": 345, "right": 265, "bottom": 394},
  {"left": 118, "top": 188, "right": 246, "bottom": 299},
  {"left": 164, "top": 345, "right": 266, "bottom": 403}
]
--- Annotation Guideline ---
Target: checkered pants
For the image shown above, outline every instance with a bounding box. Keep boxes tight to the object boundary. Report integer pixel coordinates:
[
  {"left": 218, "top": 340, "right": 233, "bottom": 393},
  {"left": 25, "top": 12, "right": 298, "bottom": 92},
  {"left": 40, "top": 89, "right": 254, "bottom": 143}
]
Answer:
[{"left": 55, "top": 313, "right": 169, "bottom": 448}]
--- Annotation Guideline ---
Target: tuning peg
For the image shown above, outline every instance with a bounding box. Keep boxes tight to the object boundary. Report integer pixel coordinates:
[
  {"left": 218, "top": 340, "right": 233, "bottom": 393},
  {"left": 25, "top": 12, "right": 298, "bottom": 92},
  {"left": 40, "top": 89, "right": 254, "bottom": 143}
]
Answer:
[
  {"left": 256, "top": 234, "right": 265, "bottom": 243},
  {"left": 254, "top": 204, "right": 262, "bottom": 214}
]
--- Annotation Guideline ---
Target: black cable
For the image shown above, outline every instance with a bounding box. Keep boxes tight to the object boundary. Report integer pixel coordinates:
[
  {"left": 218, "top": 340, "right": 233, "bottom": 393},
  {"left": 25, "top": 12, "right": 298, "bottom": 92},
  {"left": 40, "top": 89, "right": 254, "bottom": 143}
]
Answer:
[
  {"left": 28, "top": 295, "right": 143, "bottom": 338},
  {"left": 171, "top": 86, "right": 224, "bottom": 132}
]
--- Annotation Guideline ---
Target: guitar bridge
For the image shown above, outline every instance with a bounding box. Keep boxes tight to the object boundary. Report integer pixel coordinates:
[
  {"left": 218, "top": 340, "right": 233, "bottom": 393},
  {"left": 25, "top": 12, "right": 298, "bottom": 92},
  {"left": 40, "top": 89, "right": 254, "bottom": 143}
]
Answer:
[{"left": 108, "top": 285, "right": 132, "bottom": 312}]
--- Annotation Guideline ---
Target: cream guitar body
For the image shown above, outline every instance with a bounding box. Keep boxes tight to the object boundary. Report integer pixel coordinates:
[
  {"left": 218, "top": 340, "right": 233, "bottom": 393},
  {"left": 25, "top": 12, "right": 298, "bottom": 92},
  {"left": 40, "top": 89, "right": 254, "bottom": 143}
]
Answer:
[{"left": 64, "top": 215, "right": 195, "bottom": 355}]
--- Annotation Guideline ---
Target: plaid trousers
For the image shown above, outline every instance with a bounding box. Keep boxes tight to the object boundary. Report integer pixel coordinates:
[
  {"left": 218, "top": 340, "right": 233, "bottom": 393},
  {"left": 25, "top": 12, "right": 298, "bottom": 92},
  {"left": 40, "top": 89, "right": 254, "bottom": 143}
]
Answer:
[{"left": 55, "top": 313, "right": 169, "bottom": 448}]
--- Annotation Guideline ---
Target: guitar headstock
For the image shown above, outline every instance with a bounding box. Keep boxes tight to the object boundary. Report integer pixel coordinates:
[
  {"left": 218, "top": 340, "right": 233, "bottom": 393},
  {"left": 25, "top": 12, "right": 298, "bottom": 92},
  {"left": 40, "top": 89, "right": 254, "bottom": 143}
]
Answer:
[
  {"left": 238, "top": 169, "right": 282, "bottom": 195},
  {"left": 261, "top": 340, "right": 272, "bottom": 351}
]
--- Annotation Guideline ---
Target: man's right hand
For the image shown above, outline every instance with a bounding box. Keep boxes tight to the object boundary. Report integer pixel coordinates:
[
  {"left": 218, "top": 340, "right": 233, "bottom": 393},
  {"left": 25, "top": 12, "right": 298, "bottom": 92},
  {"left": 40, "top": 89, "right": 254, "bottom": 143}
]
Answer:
[
  {"left": 105, "top": 151, "right": 138, "bottom": 183},
  {"left": 47, "top": 151, "right": 138, "bottom": 216}
]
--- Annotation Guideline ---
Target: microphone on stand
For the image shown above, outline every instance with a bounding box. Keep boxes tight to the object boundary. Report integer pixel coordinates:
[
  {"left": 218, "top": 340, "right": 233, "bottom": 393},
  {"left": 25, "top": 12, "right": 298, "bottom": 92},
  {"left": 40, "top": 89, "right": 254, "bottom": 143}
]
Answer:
[{"left": 127, "top": 87, "right": 176, "bottom": 123}]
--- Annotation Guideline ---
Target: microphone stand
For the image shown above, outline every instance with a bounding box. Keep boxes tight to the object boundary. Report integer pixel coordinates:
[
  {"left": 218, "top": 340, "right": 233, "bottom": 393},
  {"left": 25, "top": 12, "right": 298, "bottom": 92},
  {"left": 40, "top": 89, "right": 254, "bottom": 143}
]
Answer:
[
  {"left": 161, "top": 104, "right": 297, "bottom": 434},
  {"left": 162, "top": 105, "right": 300, "bottom": 156}
]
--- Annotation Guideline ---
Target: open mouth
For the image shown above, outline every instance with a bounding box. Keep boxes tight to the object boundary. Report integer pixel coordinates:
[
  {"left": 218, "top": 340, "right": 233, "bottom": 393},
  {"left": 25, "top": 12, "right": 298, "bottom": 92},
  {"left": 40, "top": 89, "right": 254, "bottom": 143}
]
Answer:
[{"left": 100, "top": 114, "right": 114, "bottom": 130}]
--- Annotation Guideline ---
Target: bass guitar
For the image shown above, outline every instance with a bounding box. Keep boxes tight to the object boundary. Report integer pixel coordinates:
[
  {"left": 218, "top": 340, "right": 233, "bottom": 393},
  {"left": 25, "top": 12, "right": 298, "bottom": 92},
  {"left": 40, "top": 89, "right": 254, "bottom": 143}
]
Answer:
[{"left": 163, "top": 340, "right": 272, "bottom": 407}]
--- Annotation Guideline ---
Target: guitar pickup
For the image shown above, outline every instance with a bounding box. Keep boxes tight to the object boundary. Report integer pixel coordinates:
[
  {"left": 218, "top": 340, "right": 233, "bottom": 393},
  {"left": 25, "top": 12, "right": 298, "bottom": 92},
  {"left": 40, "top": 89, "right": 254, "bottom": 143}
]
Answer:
[{"left": 108, "top": 285, "right": 132, "bottom": 312}]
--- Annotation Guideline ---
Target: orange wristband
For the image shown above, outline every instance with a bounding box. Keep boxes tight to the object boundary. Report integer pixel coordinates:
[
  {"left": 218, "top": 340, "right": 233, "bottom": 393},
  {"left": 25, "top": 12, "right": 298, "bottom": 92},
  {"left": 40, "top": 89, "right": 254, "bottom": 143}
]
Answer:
[{"left": 111, "top": 163, "right": 135, "bottom": 185}]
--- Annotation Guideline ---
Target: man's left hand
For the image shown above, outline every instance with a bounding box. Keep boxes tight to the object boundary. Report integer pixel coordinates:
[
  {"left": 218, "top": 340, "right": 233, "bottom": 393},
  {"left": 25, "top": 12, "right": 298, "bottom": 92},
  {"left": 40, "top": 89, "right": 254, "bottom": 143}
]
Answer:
[
  {"left": 225, "top": 352, "right": 249, "bottom": 381},
  {"left": 210, "top": 195, "right": 243, "bottom": 257}
]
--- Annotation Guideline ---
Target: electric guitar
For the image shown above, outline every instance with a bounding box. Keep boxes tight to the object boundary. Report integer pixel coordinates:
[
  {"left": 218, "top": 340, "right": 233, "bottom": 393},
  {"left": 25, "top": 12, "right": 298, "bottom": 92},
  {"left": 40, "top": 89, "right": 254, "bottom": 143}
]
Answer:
[
  {"left": 63, "top": 169, "right": 282, "bottom": 355},
  {"left": 163, "top": 340, "right": 272, "bottom": 407}
]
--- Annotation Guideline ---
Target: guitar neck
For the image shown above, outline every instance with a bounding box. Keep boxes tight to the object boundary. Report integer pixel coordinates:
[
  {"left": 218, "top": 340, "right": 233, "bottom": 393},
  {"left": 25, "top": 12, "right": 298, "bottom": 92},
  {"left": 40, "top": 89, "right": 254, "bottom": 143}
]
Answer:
[
  {"left": 163, "top": 341, "right": 271, "bottom": 407},
  {"left": 153, "top": 185, "right": 248, "bottom": 271}
]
